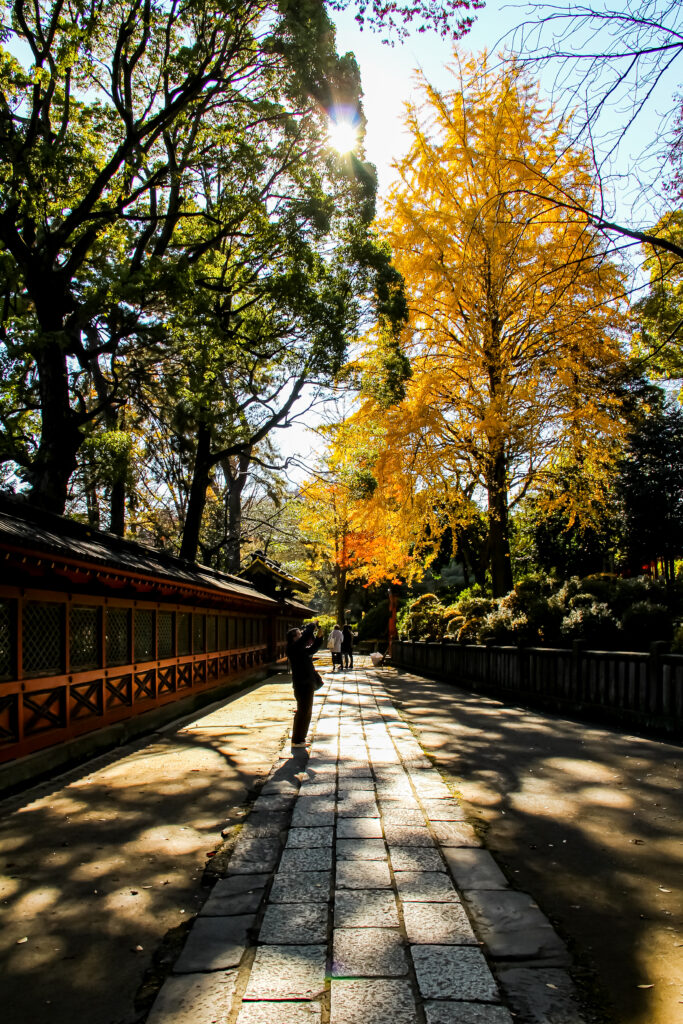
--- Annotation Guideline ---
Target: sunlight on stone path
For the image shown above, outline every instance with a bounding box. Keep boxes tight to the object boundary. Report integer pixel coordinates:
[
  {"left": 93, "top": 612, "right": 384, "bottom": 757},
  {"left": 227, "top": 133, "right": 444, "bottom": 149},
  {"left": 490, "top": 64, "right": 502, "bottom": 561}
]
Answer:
[{"left": 149, "top": 663, "right": 515, "bottom": 1024}]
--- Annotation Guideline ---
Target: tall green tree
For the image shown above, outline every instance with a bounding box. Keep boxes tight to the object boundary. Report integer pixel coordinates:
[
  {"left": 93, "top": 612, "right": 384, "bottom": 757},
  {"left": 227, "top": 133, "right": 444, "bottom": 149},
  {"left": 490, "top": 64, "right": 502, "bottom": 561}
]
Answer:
[
  {"left": 617, "top": 398, "right": 683, "bottom": 580},
  {"left": 632, "top": 210, "right": 683, "bottom": 390},
  {"left": 0, "top": 0, "right": 402, "bottom": 515}
]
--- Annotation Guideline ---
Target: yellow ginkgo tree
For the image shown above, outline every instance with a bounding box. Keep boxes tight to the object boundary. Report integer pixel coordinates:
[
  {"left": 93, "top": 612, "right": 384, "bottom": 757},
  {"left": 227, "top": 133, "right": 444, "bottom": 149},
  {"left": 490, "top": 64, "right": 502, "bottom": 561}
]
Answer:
[{"left": 355, "top": 51, "right": 630, "bottom": 596}]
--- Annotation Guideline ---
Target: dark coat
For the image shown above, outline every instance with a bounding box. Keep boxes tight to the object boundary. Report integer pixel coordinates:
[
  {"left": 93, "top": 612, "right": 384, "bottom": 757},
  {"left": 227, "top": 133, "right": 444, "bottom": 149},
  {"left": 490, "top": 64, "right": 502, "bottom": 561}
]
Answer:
[
  {"left": 341, "top": 625, "right": 354, "bottom": 654},
  {"left": 287, "top": 624, "right": 322, "bottom": 690}
]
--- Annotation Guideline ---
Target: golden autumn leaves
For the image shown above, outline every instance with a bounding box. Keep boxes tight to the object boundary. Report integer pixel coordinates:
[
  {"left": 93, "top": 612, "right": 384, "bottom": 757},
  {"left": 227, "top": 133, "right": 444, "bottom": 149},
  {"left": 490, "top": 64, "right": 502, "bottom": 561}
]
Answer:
[{"left": 301, "top": 53, "right": 630, "bottom": 597}]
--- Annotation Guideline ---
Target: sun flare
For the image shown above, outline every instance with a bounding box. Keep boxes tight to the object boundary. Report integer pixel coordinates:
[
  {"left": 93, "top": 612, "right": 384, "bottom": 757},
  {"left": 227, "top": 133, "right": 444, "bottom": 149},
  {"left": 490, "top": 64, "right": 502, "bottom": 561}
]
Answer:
[{"left": 328, "top": 118, "right": 358, "bottom": 154}]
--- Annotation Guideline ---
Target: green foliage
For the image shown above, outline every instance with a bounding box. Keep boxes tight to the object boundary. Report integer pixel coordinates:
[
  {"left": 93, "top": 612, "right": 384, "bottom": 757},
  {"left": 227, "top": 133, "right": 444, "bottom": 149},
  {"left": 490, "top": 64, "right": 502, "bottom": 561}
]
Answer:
[
  {"left": 81, "top": 431, "right": 134, "bottom": 488},
  {"left": 304, "top": 614, "right": 336, "bottom": 636},
  {"left": 456, "top": 618, "right": 482, "bottom": 643},
  {"left": 616, "top": 400, "right": 683, "bottom": 574},
  {"left": 480, "top": 607, "right": 531, "bottom": 645},
  {"left": 360, "top": 328, "right": 412, "bottom": 408},
  {"left": 394, "top": 572, "right": 680, "bottom": 651},
  {"left": 512, "top": 486, "right": 620, "bottom": 580},
  {"left": 348, "top": 469, "right": 378, "bottom": 501},
  {"left": 672, "top": 623, "right": 683, "bottom": 654},
  {"left": 0, "top": 0, "right": 410, "bottom": 539},
  {"left": 455, "top": 595, "right": 495, "bottom": 619},
  {"left": 444, "top": 614, "right": 465, "bottom": 637},
  {"left": 453, "top": 582, "right": 488, "bottom": 601},
  {"left": 357, "top": 599, "right": 391, "bottom": 640},
  {"left": 397, "top": 593, "right": 445, "bottom": 640},
  {"left": 559, "top": 603, "right": 621, "bottom": 648},
  {"left": 619, "top": 602, "right": 673, "bottom": 650},
  {"left": 632, "top": 211, "right": 683, "bottom": 389}
]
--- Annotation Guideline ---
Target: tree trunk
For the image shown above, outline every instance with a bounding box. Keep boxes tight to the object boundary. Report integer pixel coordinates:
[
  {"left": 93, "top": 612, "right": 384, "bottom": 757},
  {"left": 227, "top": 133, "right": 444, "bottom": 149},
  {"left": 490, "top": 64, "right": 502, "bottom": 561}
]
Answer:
[
  {"left": 90, "top": 360, "right": 127, "bottom": 535},
  {"left": 109, "top": 480, "right": 126, "bottom": 535},
  {"left": 180, "top": 421, "right": 212, "bottom": 562},
  {"left": 85, "top": 479, "right": 100, "bottom": 530},
  {"left": 223, "top": 449, "right": 252, "bottom": 573},
  {"left": 28, "top": 342, "right": 81, "bottom": 514},
  {"left": 487, "top": 450, "right": 513, "bottom": 597},
  {"left": 335, "top": 564, "right": 347, "bottom": 625}
]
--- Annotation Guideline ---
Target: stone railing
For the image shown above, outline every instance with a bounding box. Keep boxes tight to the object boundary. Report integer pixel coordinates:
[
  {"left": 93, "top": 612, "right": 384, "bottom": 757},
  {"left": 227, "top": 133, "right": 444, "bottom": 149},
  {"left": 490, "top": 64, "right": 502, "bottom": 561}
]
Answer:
[{"left": 390, "top": 639, "right": 683, "bottom": 739}]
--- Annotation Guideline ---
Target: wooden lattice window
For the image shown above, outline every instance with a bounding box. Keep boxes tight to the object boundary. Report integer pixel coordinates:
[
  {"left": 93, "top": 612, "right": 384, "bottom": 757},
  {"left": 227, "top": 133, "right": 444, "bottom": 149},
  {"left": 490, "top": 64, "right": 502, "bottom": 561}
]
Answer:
[
  {"left": 193, "top": 614, "right": 205, "bottom": 653},
  {"left": 106, "top": 608, "right": 130, "bottom": 667},
  {"left": 0, "top": 599, "right": 15, "bottom": 681},
  {"left": 158, "top": 612, "right": 174, "bottom": 658},
  {"left": 134, "top": 610, "right": 154, "bottom": 662},
  {"left": 177, "top": 613, "right": 191, "bottom": 656},
  {"left": 69, "top": 606, "right": 100, "bottom": 671},
  {"left": 23, "top": 601, "right": 64, "bottom": 677},
  {"left": 206, "top": 615, "right": 217, "bottom": 653}
]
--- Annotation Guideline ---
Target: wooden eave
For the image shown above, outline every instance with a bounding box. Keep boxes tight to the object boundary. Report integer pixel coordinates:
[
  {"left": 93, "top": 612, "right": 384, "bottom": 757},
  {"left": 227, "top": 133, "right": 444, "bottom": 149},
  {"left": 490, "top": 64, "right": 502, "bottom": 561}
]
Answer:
[{"left": 1, "top": 543, "right": 276, "bottom": 610}]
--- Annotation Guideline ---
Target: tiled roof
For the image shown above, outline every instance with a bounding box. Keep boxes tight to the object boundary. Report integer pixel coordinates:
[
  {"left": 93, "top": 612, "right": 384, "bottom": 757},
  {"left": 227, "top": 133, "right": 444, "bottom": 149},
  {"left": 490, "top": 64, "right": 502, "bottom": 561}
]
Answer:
[
  {"left": 240, "top": 550, "right": 310, "bottom": 593},
  {"left": 0, "top": 495, "right": 275, "bottom": 605}
]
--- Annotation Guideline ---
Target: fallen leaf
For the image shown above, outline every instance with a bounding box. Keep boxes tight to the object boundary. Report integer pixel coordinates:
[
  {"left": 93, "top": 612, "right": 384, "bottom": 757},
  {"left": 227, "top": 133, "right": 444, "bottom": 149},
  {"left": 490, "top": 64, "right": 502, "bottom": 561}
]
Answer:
[
  {"left": 659, "top": 887, "right": 671, "bottom": 893},
  {"left": 637, "top": 984, "right": 654, "bottom": 989},
  {"left": 546, "top": 983, "right": 558, "bottom": 990},
  {"left": 16, "top": 937, "right": 28, "bottom": 944}
]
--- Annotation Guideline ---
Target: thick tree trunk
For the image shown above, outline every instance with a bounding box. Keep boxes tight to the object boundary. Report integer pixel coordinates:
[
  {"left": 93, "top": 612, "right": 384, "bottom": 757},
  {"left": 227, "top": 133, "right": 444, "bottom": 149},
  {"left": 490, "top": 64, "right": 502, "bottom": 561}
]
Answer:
[
  {"left": 180, "top": 421, "right": 212, "bottom": 562},
  {"left": 90, "top": 360, "right": 126, "bottom": 535},
  {"left": 85, "top": 481, "right": 100, "bottom": 530},
  {"left": 29, "top": 342, "right": 81, "bottom": 514},
  {"left": 487, "top": 451, "right": 513, "bottom": 597},
  {"left": 223, "top": 449, "right": 252, "bottom": 573}
]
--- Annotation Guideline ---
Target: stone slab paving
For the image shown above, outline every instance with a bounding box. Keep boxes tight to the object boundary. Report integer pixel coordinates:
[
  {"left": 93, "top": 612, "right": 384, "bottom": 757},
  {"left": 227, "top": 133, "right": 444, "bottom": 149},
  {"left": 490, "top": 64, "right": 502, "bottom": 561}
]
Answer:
[{"left": 147, "top": 662, "right": 584, "bottom": 1024}]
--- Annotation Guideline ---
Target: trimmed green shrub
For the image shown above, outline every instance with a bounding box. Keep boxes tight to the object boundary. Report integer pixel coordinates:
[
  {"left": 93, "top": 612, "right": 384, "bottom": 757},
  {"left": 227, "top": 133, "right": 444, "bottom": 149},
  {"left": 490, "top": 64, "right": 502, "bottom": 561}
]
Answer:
[
  {"left": 397, "top": 594, "right": 445, "bottom": 640},
  {"left": 560, "top": 602, "right": 621, "bottom": 648},
  {"left": 619, "top": 602, "right": 672, "bottom": 650},
  {"left": 672, "top": 623, "right": 683, "bottom": 653},
  {"left": 457, "top": 617, "right": 483, "bottom": 643},
  {"left": 357, "top": 600, "right": 390, "bottom": 641},
  {"left": 609, "top": 576, "right": 668, "bottom": 616},
  {"left": 479, "top": 607, "right": 530, "bottom": 644},
  {"left": 455, "top": 595, "right": 495, "bottom": 618},
  {"left": 444, "top": 614, "right": 465, "bottom": 638}
]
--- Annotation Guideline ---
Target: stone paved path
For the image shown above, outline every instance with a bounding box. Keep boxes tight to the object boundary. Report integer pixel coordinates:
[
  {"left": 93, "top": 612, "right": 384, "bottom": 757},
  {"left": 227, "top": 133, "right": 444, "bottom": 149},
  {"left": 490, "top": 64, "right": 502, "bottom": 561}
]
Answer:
[{"left": 147, "top": 663, "right": 576, "bottom": 1024}]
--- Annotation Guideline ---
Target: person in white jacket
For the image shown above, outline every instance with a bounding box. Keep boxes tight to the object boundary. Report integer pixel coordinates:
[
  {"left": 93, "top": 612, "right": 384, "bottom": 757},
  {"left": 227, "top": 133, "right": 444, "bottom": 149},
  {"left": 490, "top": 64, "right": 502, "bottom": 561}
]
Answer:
[{"left": 328, "top": 624, "right": 344, "bottom": 671}]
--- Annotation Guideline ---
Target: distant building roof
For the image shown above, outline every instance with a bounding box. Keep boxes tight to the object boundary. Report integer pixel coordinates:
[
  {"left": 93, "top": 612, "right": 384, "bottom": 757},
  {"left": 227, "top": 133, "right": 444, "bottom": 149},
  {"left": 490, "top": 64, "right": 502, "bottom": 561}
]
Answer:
[{"left": 240, "top": 550, "right": 310, "bottom": 597}]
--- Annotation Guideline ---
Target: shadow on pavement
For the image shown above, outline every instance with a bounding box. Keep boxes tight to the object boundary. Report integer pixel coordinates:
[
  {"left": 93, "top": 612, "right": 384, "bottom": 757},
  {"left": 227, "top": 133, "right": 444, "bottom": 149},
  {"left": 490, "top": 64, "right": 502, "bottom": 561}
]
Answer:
[
  {"left": 378, "top": 668, "right": 683, "bottom": 1024},
  {"left": 0, "top": 679, "right": 295, "bottom": 1024}
]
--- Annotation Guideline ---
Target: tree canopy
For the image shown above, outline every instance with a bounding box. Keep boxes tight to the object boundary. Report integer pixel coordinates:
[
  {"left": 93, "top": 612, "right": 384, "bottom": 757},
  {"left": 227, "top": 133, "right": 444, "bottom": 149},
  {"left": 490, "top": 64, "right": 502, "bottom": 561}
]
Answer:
[
  {"left": 344, "top": 53, "right": 629, "bottom": 595},
  {"left": 0, "top": 0, "right": 411, "bottom": 564}
]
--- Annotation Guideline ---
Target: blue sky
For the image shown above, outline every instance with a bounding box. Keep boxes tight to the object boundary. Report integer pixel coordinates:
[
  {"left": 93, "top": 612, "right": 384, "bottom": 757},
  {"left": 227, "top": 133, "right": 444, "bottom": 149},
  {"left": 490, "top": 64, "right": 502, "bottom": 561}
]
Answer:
[{"left": 331, "top": 2, "right": 681, "bottom": 218}]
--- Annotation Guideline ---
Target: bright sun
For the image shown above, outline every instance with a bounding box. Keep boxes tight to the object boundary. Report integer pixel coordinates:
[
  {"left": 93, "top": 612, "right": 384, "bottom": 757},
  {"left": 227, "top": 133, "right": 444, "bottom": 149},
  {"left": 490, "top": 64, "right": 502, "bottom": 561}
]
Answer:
[{"left": 328, "top": 118, "right": 358, "bottom": 154}]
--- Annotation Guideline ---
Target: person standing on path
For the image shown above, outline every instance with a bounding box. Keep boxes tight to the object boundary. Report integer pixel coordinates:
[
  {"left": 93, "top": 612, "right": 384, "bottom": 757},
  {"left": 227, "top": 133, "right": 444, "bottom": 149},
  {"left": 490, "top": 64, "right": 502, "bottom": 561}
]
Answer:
[
  {"left": 341, "top": 623, "right": 354, "bottom": 670},
  {"left": 328, "top": 623, "right": 344, "bottom": 671},
  {"left": 286, "top": 622, "right": 323, "bottom": 748}
]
